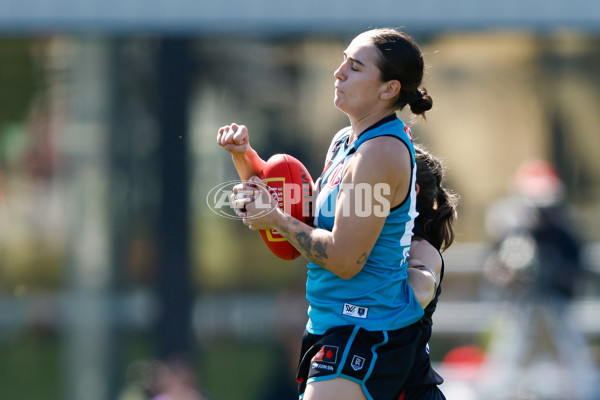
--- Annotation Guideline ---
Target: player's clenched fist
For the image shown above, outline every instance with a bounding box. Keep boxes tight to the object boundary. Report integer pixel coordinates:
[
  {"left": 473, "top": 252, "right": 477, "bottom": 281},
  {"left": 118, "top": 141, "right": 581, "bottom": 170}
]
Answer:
[{"left": 216, "top": 123, "right": 250, "bottom": 154}]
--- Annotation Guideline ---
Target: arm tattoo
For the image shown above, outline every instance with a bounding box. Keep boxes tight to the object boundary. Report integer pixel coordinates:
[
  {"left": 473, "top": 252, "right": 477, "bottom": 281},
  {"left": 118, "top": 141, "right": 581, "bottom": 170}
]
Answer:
[
  {"left": 295, "top": 231, "right": 312, "bottom": 253},
  {"left": 357, "top": 252, "right": 368, "bottom": 266},
  {"left": 313, "top": 240, "right": 329, "bottom": 263},
  {"left": 293, "top": 231, "right": 329, "bottom": 264},
  {"left": 280, "top": 218, "right": 330, "bottom": 265}
]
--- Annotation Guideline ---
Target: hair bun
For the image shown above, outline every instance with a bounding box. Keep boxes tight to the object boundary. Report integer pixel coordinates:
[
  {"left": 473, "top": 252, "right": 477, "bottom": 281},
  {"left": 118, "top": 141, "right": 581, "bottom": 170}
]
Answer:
[{"left": 409, "top": 87, "right": 433, "bottom": 116}]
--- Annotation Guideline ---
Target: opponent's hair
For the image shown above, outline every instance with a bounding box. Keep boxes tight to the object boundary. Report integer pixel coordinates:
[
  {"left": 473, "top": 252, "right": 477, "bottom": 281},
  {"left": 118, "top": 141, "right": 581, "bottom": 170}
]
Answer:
[
  {"left": 414, "top": 144, "right": 458, "bottom": 252},
  {"left": 367, "top": 28, "right": 433, "bottom": 117}
]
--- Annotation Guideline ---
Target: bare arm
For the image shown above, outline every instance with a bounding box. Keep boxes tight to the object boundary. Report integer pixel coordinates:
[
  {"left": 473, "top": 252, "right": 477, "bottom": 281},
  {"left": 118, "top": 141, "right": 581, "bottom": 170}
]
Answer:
[
  {"left": 407, "top": 237, "right": 443, "bottom": 308},
  {"left": 239, "top": 137, "right": 411, "bottom": 279},
  {"left": 217, "top": 123, "right": 266, "bottom": 180}
]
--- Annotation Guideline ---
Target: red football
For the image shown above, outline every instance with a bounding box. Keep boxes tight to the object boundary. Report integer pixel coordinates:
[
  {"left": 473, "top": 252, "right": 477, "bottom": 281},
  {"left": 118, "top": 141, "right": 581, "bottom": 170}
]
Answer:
[{"left": 258, "top": 154, "right": 314, "bottom": 260}]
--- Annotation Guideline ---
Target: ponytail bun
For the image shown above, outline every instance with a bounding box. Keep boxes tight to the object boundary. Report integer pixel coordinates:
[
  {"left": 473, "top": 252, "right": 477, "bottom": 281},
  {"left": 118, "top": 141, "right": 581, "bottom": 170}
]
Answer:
[{"left": 408, "top": 87, "right": 433, "bottom": 117}]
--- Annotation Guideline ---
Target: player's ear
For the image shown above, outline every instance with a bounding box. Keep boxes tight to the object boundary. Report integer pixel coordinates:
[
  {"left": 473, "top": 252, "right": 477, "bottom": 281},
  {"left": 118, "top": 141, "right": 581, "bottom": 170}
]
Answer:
[{"left": 380, "top": 80, "right": 401, "bottom": 100}]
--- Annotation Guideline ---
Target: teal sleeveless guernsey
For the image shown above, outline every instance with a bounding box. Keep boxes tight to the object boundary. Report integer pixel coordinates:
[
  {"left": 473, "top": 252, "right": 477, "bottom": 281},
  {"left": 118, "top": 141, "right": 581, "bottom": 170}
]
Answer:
[{"left": 306, "top": 115, "right": 423, "bottom": 334}]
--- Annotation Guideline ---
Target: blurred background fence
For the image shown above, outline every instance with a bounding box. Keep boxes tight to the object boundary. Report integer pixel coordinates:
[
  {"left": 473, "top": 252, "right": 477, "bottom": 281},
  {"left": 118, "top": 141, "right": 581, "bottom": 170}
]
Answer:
[{"left": 1, "top": 2, "right": 600, "bottom": 399}]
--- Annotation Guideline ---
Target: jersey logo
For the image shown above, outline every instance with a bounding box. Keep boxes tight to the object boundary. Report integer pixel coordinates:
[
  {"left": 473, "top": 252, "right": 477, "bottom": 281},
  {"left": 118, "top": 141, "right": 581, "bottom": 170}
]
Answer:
[
  {"left": 312, "top": 345, "right": 339, "bottom": 364},
  {"left": 403, "top": 125, "right": 413, "bottom": 143},
  {"left": 326, "top": 164, "right": 344, "bottom": 189},
  {"left": 402, "top": 247, "right": 410, "bottom": 264},
  {"left": 351, "top": 355, "right": 366, "bottom": 371},
  {"left": 321, "top": 137, "right": 347, "bottom": 175},
  {"left": 342, "top": 303, "right": 368, "bottom": 319}
]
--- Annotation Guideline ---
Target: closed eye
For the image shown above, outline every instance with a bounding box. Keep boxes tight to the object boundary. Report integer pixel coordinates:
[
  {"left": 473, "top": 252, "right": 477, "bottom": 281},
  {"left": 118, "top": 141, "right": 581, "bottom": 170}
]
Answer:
[{"left": 343, "top": 52, "right": 364, "bottom": 71}]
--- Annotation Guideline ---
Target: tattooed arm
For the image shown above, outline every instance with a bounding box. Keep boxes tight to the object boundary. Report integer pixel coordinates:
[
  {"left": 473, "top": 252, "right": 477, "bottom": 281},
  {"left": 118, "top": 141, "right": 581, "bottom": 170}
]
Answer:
[
  {"left": 239, "top": 137, "right": 411, "bottom": 280},
  {"left": 263, "top": 210, "right": 370, "bottom": 279},
  {"left": 277, "top": 218, "right": 332, "bottom": 267}
]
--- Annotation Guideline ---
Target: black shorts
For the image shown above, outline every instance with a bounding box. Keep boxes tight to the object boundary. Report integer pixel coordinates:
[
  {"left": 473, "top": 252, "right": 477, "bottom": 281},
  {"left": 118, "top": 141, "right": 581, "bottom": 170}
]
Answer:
[
  {"left": 296, "top": 323, "right": 422, "bottom": 400},
  {"left": 398, "top": 385, "right": 446, "bottom": 400}
]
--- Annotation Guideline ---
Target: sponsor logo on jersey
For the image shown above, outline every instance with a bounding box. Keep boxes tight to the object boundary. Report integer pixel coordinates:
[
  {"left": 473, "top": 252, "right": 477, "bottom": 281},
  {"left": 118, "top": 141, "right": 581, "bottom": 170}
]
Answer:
[
  {"left": 311, "top": 362, "right": 334, "bottom": 371},
  {"left": 342, "top": 303, "right": 368, "bottom": 319},
  {"left": 312, "top": 345, "right": 339, "bottom": 364}
]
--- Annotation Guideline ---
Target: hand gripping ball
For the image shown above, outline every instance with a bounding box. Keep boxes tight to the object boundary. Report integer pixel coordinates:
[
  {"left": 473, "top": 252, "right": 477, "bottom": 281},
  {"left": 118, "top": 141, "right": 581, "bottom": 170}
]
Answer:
[{"left": 258, "top": 154, "right": 314, "bottom": 260}]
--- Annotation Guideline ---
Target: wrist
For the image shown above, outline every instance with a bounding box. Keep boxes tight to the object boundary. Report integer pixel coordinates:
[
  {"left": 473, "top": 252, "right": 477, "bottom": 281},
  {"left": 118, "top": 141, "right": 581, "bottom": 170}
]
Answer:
[
  {"left": 232, "top": 148, "right": 265, "bottom": 181},
  {"left": 270, "top": 206, "right": 290, "bottom": 230}
]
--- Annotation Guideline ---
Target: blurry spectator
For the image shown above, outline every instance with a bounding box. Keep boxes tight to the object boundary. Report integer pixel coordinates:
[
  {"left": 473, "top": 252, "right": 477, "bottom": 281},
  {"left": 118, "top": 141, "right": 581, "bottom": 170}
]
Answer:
[
  {"left": 484, "top": 159, "right": 583, "bottom": 299},
  {"left": 481, "top": 160, "right": 599, "bottom": 400}
]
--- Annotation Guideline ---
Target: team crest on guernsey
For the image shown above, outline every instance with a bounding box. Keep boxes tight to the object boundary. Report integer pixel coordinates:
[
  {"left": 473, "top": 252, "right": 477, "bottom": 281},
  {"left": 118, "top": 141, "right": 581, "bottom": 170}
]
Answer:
[{"left": 351, "top": 355, "right": 366, "bottom": 371}]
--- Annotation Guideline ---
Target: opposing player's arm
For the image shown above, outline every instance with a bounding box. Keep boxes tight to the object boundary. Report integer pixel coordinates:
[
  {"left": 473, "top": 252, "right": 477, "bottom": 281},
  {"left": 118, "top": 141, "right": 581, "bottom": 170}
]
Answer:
[
  {"left": 273, "top": 137, "right": 411, "bottom": 279},
  {"left": 407, "top": 237, "right": 443, "bottom": 308}
]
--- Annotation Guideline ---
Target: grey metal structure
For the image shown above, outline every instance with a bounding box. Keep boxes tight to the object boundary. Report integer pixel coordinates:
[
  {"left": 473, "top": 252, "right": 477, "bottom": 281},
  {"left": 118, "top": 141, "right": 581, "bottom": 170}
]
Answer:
[{"left": 0, "top": 0, "right": 599, "bottom": 33}]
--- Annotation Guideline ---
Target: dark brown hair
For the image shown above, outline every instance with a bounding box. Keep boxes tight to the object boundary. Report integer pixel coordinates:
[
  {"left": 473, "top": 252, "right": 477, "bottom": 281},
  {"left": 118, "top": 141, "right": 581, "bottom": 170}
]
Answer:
[
  {"left": 368, "top": 28, "right": 433, "bottom": 117},
  {"left": 414, "top": 144, "right": 458, "bottom": 252}
]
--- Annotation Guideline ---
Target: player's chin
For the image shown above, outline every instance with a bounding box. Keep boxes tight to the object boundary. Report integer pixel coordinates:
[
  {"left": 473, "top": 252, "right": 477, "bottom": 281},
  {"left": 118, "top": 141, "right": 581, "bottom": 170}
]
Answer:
[
  {"left": 333, "top": 98, "right": 351, "bottom": 114},
  {"left": 333, "top": 96, "right": 343, "bottom": 110}
]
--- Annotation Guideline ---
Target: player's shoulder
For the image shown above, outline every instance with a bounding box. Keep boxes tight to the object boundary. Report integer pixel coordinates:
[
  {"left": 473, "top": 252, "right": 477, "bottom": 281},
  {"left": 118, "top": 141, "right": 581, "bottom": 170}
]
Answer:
[{"left": 355, "top": 136, "right": 411, "bottom": 169}]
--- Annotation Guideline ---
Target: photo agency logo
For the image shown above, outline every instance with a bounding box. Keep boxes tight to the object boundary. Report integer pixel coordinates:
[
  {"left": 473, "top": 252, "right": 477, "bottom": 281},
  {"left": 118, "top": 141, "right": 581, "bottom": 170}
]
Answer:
[
  {"left": 206, "top": 180, "right": 392, "bottom": 220},
  {"left": 318, "top": 183, "right": 391, "bottom": 218},
  {"left": 206, "top": 179, "right": 313, "bottom": 220},
  {"left": 206, "top": 180, "right": 272, "bottom": 220}
]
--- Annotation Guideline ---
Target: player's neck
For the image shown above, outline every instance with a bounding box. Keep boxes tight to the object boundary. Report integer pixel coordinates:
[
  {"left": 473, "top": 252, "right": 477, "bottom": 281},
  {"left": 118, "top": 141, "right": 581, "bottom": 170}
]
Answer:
[{"left": 348, "top": 111, "right": 395, "bottom": 143}]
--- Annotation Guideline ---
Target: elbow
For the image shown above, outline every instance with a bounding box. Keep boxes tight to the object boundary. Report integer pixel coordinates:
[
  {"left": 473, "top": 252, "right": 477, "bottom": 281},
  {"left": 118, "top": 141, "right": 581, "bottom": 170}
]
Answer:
[
  {"left": 337, "top": 268, "right": 360, "bottom": 280},
  {"left": 422, "top": 278, "right": 436, "bottom": 298},
  {"left": 414, "top": 281, "right": 436, "bottom": 308},
  {"left": 331, "top": 254, "right": 365, "bottom": 280},
  {"left": 407, "top": 267, "right": 437, "bottom": 308}
]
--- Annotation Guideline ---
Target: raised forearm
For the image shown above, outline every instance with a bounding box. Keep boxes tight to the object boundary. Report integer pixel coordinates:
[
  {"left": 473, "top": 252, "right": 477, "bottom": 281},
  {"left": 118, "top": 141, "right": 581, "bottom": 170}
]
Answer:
[{"left": 232, "top": 148, "right": 265, "bottom": 181}]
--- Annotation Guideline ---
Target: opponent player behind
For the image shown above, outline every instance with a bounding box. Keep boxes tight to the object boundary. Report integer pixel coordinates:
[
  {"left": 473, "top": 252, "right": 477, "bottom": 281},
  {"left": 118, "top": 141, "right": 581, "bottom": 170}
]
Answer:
[
  {"left": 400, "top": 144, "right": 458, "bottom": 400},
  {"left": 218, "top": 28, "right": 433, "bottom": 400}
]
